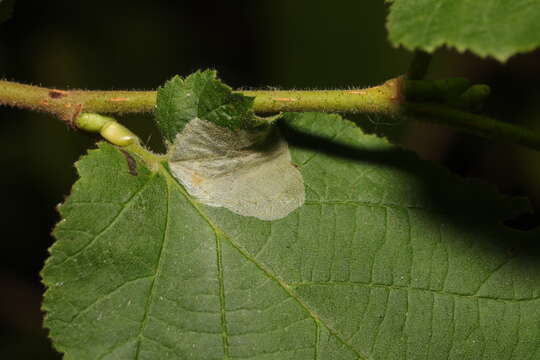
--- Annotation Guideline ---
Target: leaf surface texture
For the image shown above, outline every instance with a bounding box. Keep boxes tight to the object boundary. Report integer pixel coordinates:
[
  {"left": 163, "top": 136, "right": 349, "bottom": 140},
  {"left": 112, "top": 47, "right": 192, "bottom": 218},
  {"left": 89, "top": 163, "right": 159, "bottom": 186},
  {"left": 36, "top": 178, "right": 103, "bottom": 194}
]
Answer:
[
  {"left": 43, "top": 114, "right": 540, "bottom": 359},
  {"left": 387, "top": 0, "right": 540, "bottom": 61}
]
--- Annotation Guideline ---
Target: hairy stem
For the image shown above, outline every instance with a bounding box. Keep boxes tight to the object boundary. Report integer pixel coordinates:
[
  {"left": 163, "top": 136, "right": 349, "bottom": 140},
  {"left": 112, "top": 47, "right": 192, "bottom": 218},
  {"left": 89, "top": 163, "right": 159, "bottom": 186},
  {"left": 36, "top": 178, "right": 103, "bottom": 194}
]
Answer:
[
  {"left": 0, "top": 80, "right": 156, "bottom": 123},
  {"left": 0, "top": 78, "right": 402, "bottom": 123},
  {"left": 243, "top": 78, "right": 402, "bottom": 115},
  {"left": 1, "top": 78, "right": 540, "bottom": 151}
]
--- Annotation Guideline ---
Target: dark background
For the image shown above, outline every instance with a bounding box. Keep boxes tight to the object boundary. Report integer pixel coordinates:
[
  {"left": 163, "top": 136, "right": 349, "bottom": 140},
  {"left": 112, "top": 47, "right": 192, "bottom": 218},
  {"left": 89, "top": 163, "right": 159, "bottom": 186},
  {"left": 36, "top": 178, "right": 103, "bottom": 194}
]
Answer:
[{"left": 1, "top": 1, "right": 539, "bottom": 358}]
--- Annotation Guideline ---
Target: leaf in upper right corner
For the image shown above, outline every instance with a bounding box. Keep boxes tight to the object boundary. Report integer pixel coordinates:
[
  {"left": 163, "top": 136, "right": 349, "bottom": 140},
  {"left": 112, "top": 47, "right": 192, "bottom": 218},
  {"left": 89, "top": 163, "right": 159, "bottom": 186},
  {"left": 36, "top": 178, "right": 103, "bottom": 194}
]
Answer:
[{"left": 386, "top": 0, "right": 540, "bottom": 62}]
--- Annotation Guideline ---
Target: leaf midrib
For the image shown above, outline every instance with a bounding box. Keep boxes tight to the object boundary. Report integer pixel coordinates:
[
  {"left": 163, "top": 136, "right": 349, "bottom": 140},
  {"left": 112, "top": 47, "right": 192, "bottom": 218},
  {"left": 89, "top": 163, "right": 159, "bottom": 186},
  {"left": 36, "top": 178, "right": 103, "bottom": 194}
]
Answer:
[{"left": 159, "top": 164, "right": 368, "bottom": 360}]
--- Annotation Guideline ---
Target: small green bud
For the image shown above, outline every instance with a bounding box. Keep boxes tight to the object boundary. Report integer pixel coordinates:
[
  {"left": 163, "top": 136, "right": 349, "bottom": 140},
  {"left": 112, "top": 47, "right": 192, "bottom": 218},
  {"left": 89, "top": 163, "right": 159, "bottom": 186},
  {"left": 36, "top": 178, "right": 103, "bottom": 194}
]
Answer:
[
  {"left": 75, "top": 113, "right": 114, "bottom": 132},
  {"left": 75, "top": 113, "right": 139, "bottom": 146},
  {"left": 405, "top": 77, "right": 472, "bottom": 103},
  {"left": 100, "top": 121, "right": 138, "bottom": 146},
  {"left": 458, "top": 84, "right": 491, "bottom": 108},
  {"left": 434, "top": 77, "right": 471, "bottom": 99}
]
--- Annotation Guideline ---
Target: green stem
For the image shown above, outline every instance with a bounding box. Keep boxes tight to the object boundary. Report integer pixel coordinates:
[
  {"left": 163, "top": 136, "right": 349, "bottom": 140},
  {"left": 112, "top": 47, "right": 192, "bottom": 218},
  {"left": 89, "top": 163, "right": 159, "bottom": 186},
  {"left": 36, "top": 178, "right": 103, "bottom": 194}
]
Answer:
[
  {"left": 0, "top": 78, "right": 403, "bottom": 122},
  {"left": 1, "top": 78, "right": 540, "bottom": 152},
  {"left": 242, "top": 78, "right": 402, "bottom": 115},
  {"left": 0, "top": 80, "right": 156, "bottom": 123},
  {"left": 405, "top": 102, "right": 540, "bottom": 151}
]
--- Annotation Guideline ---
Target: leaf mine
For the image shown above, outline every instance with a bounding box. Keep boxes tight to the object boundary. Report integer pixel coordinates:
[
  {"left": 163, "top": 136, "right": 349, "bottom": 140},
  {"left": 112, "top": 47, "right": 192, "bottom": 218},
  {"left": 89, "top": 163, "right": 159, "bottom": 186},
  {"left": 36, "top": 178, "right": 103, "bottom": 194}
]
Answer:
[{"left": 168, "top": 118, "right": 305, "bottom": 221}]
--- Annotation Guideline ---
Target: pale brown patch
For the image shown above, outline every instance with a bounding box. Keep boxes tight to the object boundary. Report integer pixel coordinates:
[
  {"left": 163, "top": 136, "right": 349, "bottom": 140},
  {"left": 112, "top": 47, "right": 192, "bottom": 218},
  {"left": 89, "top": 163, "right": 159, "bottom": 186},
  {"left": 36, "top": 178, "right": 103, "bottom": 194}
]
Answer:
[
  {"left": 169, "top": 118, "right": 305, "bottom": 221},
  {"left": 347, "top": 90, "right": 367, "bottom": 95},
  {"left": 109, "top": 97, "right": 129, "bottom": 102},
  {"left": 191, "top": 173, "right": 205, "bottom": 185}
]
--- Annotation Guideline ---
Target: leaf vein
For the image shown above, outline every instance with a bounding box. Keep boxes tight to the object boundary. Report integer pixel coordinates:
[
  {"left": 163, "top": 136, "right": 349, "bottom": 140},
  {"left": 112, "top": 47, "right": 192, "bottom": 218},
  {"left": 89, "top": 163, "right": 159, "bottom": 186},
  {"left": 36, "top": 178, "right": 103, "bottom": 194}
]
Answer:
[
  {"left": 50, "top": 174, "right": 156, "bottom": 269},
  {"left": 68, "top": 274, "right": 154, "bottom": 324},
  {"left": 163, "top": 168, "right": 368, "bottom": 360},
  {"left": 289, "top": 281, "right": 540, "bottom": 303},
  {"left": 134, "top": 178, "right": 171, "bottom": 359},
  {"left": 215, "top": 233, "right": 231, "bottom": 358}
]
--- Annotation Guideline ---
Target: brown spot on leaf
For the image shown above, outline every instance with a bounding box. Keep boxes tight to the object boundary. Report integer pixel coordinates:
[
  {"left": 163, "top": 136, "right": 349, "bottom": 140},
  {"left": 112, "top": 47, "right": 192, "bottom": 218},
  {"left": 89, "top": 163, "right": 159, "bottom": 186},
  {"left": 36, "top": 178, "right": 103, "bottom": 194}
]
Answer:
[
  {"left": 121, "top": 150, "right": 138, "bottom": 176},
  {"left": 109, "top": 97, "right": 129, "bottom": 102}
]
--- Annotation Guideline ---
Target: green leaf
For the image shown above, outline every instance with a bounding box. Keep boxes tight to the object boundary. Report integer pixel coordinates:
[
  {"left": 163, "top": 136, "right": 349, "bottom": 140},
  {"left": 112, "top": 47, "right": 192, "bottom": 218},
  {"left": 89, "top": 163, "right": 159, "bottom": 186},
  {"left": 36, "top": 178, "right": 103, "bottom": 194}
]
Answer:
[
  {"left": 155, "top": 70, "right": 255, "bottom": 143},
  {"left": 386, "top": 0, "right": 540, "bottom": 62},
  {"left": 43, "top": 110, "right": 540, "bottom": 359}
]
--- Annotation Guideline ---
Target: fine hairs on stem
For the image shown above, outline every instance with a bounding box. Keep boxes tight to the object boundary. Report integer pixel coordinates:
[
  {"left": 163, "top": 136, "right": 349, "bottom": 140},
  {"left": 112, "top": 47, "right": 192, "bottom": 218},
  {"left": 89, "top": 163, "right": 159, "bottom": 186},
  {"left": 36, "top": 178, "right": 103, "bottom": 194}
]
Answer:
[{"left": 1, "top": 75, "right": 540, "bottom": 151}]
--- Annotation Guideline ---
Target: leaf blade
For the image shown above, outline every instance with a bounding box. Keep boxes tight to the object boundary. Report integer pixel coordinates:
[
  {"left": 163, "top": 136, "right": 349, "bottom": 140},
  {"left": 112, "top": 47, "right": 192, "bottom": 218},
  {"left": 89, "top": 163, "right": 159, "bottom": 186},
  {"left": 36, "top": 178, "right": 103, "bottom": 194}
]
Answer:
[
  {"left": 387, "top": 0, "right": 540, "bottom": 61},
  {"left": 155, "top": 70, "right": 255, "bottom": 143},
  {"left": 43, "top": 75, "right": 540, "bottom": 359}
]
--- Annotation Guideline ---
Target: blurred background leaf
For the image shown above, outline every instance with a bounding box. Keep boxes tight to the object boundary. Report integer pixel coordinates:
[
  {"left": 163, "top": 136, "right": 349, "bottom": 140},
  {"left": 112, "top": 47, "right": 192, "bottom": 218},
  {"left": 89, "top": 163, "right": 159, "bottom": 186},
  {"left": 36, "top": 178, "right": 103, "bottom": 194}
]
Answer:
[
  {"left": 0, "top": 0, "right": 15, "bottom": 24},
  {"left": 387, "top": 0, "right": 540, "bottom": 62}
]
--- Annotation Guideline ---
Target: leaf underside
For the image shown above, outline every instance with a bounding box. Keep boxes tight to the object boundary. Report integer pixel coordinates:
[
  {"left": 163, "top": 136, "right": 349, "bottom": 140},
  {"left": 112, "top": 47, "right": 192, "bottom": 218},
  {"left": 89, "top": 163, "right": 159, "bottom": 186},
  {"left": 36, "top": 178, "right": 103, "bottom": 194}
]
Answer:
[
  {"left": 386, "top": 0, "right": 540, "bottom": 62},
  {"left": 42, "top": 111, "right": 540, "bottom": 359}
]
